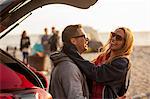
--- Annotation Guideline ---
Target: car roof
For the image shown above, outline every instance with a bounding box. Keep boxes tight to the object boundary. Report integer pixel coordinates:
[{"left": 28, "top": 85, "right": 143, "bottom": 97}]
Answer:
[{"left": 0, "top": 0, "right": 98, "bottom": 33}]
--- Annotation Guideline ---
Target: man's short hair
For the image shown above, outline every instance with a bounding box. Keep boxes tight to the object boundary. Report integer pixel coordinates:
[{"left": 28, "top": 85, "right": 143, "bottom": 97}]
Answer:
[{"left": 62, "top": 24, "right": 84, "bottom": 42}]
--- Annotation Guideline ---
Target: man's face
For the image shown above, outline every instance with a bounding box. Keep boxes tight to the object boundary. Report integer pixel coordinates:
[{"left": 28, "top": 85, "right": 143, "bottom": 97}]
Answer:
[{"left": 71, "top": 28, "right": 89, "bottom": 54}]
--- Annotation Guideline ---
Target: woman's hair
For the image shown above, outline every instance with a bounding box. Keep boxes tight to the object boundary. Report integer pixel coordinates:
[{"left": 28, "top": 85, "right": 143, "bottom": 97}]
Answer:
[
  {"left": 21, "top": 30, "right": 27, "bottom": 38},
  {"left": 100, "top": 27, "right": 134, "bottom": 60}
]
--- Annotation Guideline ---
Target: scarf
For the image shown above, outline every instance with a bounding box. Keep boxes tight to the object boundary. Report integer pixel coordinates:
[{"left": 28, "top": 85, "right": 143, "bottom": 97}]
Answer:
[{"left": 62, "top": 43, "right": 97, "bottom": 81}]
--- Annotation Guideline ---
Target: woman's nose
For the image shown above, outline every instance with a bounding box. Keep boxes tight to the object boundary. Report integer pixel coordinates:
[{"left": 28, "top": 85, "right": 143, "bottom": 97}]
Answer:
[{"left": 111, "top": 36, "right": 116, "bottom": 41}]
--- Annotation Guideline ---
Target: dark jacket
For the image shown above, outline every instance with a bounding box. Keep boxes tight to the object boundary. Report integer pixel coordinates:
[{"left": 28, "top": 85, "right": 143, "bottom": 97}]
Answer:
[
  {"left": 63, "top": 43, "right": 130, "bottom": 99},
  {"left": 20, "top": 36, "right": 30, "bottom": 51},
  {"left": 49, "top": 51, "right": 89, "bottom": 99},
  {"left": 49, "top": 34, "right": 59, "bottom": 52}
]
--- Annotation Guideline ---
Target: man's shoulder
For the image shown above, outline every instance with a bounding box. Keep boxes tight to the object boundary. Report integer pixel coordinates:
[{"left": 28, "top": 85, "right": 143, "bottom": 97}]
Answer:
[
  {"left": 56, "top": 61, "right": 82, "bottom": 78},
  {"left": 51, "top": 52, "right": 73, "bottom": 65},
  {"left": 50, "top": 51, "right": 69, "bottom": 61},
  {"left": 57, "top": 58, "right": 77, "bottom": 69},
  {"left": 54, "top": 56, "right": 80, "bottom": 71}
]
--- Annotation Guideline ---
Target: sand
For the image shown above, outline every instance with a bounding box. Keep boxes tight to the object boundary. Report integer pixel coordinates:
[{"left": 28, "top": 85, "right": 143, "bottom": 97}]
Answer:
[
  {"left": 127, "top": 46, "right": 150, "bottom": 98},
  {"left": 6, "top": 45, "right": 150, "bottom": 98}
]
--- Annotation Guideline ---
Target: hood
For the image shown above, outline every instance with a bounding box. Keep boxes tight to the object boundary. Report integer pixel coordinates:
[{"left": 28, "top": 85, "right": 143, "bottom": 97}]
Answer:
[
  {"left": 0, "top": 0, "right": 98, "bottom": 33},
  {"left": 50, "top": 51, "right": 72, "bottom": 66}
]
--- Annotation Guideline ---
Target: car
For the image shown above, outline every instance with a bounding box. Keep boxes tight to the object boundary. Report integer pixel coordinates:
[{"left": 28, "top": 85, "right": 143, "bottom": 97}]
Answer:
[
  {"left": 0, "top": 49, "right": 52, "bottom": 98},
  {"left": 0, "top": 0, "right": 98, "bottom": 99}
]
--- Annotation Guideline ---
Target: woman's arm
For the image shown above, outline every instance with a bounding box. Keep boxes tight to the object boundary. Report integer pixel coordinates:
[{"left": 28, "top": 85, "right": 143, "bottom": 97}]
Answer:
[
  {"left": 63, "top": 43, "right": 129, "bottom": 84},
  {"left": 69, "top": 53, "right": 129, "bottom": 84}
]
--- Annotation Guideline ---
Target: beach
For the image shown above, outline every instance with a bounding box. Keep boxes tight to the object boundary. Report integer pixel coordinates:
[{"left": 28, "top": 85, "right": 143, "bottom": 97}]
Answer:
[
  {"left": 127, "top": 46, "right": 150, "bottom": 98},
  {"left": 3, "top": 45, "right": 150, "bottom": 98}
]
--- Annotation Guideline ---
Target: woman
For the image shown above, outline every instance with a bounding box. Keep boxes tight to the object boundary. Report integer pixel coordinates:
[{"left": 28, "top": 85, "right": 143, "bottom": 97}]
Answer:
[
  {"left": 63, "top": 27, "right": 134, "bottom": 98},
  {"left": 20, "top": 30, "right": 31, "bottom": 64}
]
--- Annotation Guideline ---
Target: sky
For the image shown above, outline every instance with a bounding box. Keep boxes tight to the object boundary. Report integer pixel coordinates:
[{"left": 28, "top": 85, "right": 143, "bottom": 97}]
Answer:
[{"left": 3, "top": 0, "right": 150, "bottom": 35}]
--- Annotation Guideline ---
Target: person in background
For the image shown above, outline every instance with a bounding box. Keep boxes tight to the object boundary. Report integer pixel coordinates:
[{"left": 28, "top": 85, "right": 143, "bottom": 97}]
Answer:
[
  {"left": 41, "top": 27, "right": 50, "bottom": 55},
  {"left": 49, "top": 27, "right": 60, "bottom": 52},
  {"left": 64, "top": 27, "right": 134, "bottom": 99},
  {"left": 51, "top": 26, "right": 56, "bottom": 34},
  {"left": 49, "top": 24, "right": 89, "bottom": 99},
  {"left": 20, "top": 30, "right": 31, "bottom": 64}
]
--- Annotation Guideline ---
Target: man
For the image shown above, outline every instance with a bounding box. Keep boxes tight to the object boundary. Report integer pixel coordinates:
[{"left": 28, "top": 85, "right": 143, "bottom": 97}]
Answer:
[
  {"left": 49, "top": 24, "right": 89, "bottom": 99},
  {"left": 49, "top": 29, "right": 60, "bottom": 52},
  {"left": 41, "top": 27, "right": 50, "bottom": 55}
]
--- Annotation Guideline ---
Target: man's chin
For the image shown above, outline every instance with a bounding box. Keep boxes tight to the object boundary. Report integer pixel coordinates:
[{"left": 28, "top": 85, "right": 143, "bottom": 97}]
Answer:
[{"left": 85, "top": 47, "right": 89, "bottom": 51}]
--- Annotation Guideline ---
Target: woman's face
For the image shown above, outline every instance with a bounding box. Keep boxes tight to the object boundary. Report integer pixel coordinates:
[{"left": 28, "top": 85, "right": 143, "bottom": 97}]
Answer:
[{"left": 110, "top": 28, "right": 125, "bottom": 51}]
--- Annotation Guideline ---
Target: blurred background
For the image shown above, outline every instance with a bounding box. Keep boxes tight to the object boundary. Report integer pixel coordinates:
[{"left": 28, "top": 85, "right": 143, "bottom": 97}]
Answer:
[{"left": 0, "top": 0, "right": 150, "bottom": 98}]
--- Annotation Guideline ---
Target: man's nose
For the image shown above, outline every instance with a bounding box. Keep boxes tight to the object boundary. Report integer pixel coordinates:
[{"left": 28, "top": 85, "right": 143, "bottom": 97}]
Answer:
[
  {"left": 85, "top": 38, "right": 89, "bottom": 42},
  {"left": 85, "top": 38, "right": 89, "bottom": 45}
]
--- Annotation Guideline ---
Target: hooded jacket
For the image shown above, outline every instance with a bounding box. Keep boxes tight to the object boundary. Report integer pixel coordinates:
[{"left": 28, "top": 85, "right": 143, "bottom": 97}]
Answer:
[{"left": 49, "top": 51, "right": 89, "bottom": 99}]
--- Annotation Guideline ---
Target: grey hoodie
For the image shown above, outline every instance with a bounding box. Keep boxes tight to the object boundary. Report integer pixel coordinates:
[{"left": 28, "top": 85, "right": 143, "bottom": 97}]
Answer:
[{"left": 49, "top": 52, "right": 89, "bottom": 99}]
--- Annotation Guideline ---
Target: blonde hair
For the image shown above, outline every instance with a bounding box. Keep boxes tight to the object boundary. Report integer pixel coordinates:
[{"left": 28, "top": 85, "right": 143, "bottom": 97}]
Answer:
[{"left": 99, "top": 27, "right": 134, "bottom": 62}]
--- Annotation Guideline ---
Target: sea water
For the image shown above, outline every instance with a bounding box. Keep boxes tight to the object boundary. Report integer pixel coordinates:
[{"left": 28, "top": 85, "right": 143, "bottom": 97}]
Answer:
[{"left": 0, "top": 32, "right": 150, "bottom": 50}]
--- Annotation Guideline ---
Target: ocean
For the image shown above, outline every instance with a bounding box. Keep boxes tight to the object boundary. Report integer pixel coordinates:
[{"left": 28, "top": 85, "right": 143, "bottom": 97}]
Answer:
[{"left": 0, "top": 32, "right": 150, "bottom": 50}]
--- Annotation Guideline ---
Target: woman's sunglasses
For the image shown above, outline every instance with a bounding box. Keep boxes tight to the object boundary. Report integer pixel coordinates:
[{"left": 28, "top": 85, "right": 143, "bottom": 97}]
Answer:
[{"left": 111, "top": 32, "right": 125, "bottom": 41}]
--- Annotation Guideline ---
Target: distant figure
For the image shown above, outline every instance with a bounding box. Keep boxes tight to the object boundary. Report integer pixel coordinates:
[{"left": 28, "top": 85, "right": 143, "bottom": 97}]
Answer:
[
  {"left": 51, "top": 26, "right": 56, "bottom": 35},
  {"left": 49, "top": 27, "right": 60, "bottom": 52},
  {"left": 41, "top": 28, "right": 50, "bottom": 55},
  {"left": 6, "top": 46, "right": 17, "bottom": 57},
  {"left": 20, "top": 30, "right": 31, "bottom": 64}
]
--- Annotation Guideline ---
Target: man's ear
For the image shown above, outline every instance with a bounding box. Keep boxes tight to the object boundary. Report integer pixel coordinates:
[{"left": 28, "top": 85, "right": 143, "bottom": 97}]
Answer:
[{"left": 70, "top": 38, "right": 77, "bottom": 45}]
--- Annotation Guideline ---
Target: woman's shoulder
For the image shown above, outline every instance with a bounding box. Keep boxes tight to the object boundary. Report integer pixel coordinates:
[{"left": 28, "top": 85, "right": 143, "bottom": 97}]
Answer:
[
  {"left": 112, "top": 56, "right": 129, "bottom": 62},
  {"left": 111, "top": 56, "right": 129, "bottom": 68}
]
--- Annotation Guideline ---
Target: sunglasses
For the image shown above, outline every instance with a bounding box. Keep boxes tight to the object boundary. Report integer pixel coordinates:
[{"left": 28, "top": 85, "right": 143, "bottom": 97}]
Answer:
[
  {"left": 73, "top": 35, "right": 85, "bottom": 38},
  {"left": 111, "top": 32, "right": 125, "bottom": 41},
  {"left": 73, "top": 35, "right": 89, "bottom": 41}
]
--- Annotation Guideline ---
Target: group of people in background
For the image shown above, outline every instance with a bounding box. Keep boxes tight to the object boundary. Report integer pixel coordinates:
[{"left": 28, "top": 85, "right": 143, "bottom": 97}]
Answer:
[
  {"left": 19, "top": 24, "right": 134, "bottom": 99},
  {"left": 20, "top": 26, "right": 61, "bottom": 64},
  {"left": 41, "top": 26, "right": 61, "bottom": 55}
]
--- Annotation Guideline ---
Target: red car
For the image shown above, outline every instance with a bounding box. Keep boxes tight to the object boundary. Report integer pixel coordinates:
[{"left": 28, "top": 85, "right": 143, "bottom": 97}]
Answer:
[
  {"left": 0, "top": 0, "right": 97, "bottom": 99},
  {"left": 0, "top": 49, "right": 52, "bottom": 99}
]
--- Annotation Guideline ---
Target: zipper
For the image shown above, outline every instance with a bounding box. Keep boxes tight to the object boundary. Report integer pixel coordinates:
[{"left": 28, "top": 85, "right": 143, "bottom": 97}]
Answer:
[{"left": 102, "top": 86, "right": 105, "bottom": 99}]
